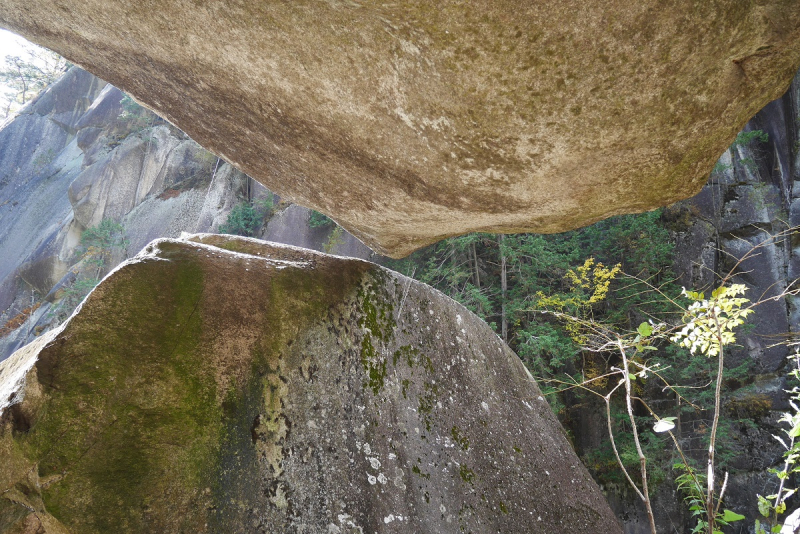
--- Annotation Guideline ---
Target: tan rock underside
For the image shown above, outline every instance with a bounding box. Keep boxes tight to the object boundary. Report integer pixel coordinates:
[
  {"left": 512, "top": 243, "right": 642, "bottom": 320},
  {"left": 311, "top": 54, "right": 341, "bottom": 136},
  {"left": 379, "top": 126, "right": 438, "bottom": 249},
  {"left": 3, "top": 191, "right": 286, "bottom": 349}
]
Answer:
[{"left": 1, "top": 1, "right": 799, "bottom": 256}]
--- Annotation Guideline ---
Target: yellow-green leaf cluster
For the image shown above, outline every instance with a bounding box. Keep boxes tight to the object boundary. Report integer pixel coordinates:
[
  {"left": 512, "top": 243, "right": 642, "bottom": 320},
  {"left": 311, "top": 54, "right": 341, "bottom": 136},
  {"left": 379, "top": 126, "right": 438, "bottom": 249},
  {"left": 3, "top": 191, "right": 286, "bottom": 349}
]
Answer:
[
  {"left": 564, "top": 258, "right": 621, "bottom": 304},
  {"left": 537, "top": 258, "right": 621, "bottom": 344}
]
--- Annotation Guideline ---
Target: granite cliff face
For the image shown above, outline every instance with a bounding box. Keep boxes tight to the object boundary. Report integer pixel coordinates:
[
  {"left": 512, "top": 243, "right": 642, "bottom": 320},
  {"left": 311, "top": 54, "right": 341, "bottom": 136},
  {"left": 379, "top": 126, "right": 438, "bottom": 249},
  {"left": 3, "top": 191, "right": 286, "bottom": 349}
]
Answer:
[
  {"left": 0, "top": 235, "right": 621, "bottom": 533},
  {"left": 0, "top": 67, "right": 374, "bottom": 361},
  {"left": 668, "top": 70, "right": 800, "bottom": 374},
  {"left": 2, "top": 1, "right": 799, "bottom": 255}
]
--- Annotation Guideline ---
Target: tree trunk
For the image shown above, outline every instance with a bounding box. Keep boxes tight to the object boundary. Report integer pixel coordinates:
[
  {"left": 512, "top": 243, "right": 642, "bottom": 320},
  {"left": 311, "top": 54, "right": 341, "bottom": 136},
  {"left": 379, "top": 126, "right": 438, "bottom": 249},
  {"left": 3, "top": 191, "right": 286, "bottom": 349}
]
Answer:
[
  {"left": 499, "top": 235, "right": 507, "bottom": 343},
  {"left": 472, "top": 241, "right": 480, "bottom": 289}
]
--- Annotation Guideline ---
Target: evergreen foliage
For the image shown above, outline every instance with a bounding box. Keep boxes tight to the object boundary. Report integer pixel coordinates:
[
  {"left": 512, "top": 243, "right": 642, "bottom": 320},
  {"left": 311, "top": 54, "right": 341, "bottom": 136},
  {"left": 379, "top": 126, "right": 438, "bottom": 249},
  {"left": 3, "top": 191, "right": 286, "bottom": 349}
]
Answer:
[
  {"left": 388, "top": 209, "right": 676, "bottom": 384},
  {"left": 733, "top": 129, "right": 769, "bottom": 147},
  {"left": 308, "top": 210, "right": 334, "bottom": 228},
  {"left": 219, "top": 202, "right": 260, "bottom": 237},
  {"left": 51, "top": 219, "right": 128, "bottom": 321},
  {"left": 323, "top": 225, "right": 345, "bottom": 254},
  {"left": 218, "top": 195, "right": 274, "bottom": 237},
  {"left": 79, "top": 219, "right": 128, "bottom": 261},
  {"left": 387, "top": 209, "right": 760, "bottom": 490},
  {"left": 117, "top": 93, "right": 161, "bottom": 134},
  {"left": 756, "top": 352, "right": 800, "bottom": 533}
]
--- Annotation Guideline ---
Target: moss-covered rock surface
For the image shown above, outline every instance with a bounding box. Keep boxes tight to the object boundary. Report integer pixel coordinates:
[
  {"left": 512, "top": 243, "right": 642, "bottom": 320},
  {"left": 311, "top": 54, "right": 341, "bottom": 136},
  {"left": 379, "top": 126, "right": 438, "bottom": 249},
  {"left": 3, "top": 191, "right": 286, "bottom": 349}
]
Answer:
[{"left": 0, "top": 235, "right": 620, "bottom": 533}]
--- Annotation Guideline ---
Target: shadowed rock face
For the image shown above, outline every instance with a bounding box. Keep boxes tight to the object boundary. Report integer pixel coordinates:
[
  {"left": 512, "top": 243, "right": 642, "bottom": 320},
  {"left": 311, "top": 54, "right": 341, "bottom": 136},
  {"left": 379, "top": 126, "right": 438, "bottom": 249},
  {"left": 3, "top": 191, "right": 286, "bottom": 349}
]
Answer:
[
  {"left": 2, "top": 2, "right": 799, "bottom": 256},
  {"left": 0, "top": 235, "right": 621, "bottom": 533}
]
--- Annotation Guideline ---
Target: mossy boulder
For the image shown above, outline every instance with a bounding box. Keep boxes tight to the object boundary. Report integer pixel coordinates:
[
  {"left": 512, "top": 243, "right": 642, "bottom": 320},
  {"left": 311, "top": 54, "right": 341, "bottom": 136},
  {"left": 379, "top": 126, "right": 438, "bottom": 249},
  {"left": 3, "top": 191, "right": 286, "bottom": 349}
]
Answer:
[
  {"left": 2, "top": 2, "right": 799, "bottom": 256},
  {"left": 0, "top": 235, "right": 620, "bottom": 533}
]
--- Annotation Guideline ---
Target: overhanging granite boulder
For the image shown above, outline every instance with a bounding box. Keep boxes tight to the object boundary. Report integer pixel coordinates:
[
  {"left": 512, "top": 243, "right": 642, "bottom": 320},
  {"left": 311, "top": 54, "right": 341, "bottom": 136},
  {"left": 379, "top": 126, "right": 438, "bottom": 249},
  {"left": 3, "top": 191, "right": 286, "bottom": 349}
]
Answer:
[
  {"left": 2, "top": 2, "right": 799, "bottom": 256},
  {"left": 0, "top": 235, "right": 621, "bottom": 533}
]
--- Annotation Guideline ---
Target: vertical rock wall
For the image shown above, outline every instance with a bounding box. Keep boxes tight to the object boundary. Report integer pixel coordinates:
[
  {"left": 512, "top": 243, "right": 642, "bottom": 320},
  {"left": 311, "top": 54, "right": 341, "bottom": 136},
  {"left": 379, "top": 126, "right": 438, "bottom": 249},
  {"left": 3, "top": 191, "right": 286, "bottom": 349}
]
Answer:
[{"left": 668, "top": 69, "right": 800, "bottom": 373}]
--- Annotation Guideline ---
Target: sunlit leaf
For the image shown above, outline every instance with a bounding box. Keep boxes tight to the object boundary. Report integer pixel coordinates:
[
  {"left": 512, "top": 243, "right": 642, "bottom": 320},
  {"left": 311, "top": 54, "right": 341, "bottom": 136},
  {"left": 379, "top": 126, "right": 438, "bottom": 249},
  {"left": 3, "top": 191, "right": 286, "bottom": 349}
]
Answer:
[
  {"left": 722, "top": 509, "right": 745, "bottom": 522},
  {"left": 757, "top": 495, "right": 770, "bottom": 518},
  {"left": 654, "top": 418, "right": 676, "bottom": 433}
]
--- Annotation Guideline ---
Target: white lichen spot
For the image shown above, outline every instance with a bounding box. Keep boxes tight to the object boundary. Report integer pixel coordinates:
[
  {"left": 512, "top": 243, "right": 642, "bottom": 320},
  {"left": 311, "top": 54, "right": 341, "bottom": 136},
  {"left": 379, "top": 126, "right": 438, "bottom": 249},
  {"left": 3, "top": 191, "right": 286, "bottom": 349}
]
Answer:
[
  {"left": 456, "top": 314, "right": 462, "bottom": 325},
  {"left": 337, "top": 514, "right": 363, "bottom": 534},
  {"left": 369, "top": 457, "right": 381, "bottom": 470},
  {"left": 393, "top": 467, "right": 406, "bottom": 490},
  {"left": 270, "top": 483, "right": 289, "bottom": 510},
  {"left": 362, "top": 443, "right": 372, "bottom": 455},
  {"left": 481, "top": 401, "right": 489, "bottom": 412},
  {"left": 377, "top": 473, "right": 388, "bottom": 484},
  {"left": 440, "top": 504, "right": 446, "bottom": 514},
  {"left": 388, "top": 452, "right": 397, "bottom": 460},
  {"left": 368, "top": 474, "right": 377, "bottom": 485}
]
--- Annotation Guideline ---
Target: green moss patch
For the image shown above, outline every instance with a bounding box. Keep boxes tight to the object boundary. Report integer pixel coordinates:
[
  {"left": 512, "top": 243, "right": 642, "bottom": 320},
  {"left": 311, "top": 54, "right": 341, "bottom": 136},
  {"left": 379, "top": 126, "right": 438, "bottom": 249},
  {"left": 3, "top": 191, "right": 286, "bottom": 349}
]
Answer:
[
  {"left": 25, "top": 255, "right": 214, "bottom": 533},
  {"left": 0, "top": 240, "right": 371, "bottom": 533}
]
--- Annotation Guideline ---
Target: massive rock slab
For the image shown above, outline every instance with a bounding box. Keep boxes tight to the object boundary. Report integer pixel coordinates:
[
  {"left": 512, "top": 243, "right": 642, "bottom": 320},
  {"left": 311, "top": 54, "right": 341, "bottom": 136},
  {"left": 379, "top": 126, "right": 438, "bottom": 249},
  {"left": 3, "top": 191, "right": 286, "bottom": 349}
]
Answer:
[
  {"left": 0, "top": 235, "right": 620, "bottom": 533},
  {"left": 2, "top": 2, "right": 799, "bottom": 256}
]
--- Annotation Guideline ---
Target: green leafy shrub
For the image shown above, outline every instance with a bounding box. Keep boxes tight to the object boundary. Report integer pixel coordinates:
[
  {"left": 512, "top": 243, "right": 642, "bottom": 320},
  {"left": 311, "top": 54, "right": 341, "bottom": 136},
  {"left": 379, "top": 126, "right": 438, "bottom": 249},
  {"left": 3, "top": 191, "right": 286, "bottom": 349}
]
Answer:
[
  {"left": 755, "top": 351, "right": 800, "bottom": 534},
  {"left": 118, "top": 93, "right": 159, "bottom": 134},
  {"left": 218, "top": 195, "right": 275, "bottom": 237},
  {"left": 733, "top": 130, "right": 769, "bottom": 147},
  {"left": 192, "top": 147, "right": 217, "bottom": 171},
  {"left": 255, "top": 194, "right": 275, "bottom": 217},
  {"left": 119, "top": 94, "right": 142, "bottom": 118},
  {"left": 78, "top": 219, "right": 128, "bottom": 274},
  {"left": 308, "top": 210, "right": 334, "bottom": 228},
  {"left": 51, "top": 219, "right": 128, "bottom": 322},
  {"left": 219, "top": 202, "right": 260, "bottom": 237},
  {"left": 323, "top": 225, "right": 345, "bottom": 254}
]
